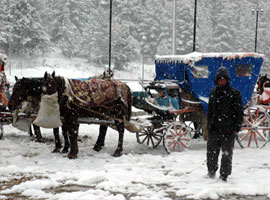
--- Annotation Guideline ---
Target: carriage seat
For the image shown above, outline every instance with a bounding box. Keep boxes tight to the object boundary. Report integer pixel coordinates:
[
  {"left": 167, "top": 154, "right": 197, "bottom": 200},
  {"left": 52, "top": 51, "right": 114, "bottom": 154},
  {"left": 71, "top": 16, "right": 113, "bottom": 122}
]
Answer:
[
  {"left": 261, "top": 87, "right": 270, "bottom": 104},
  {"left": 146, "top": 96, "right": 179, "bottom": 111}
]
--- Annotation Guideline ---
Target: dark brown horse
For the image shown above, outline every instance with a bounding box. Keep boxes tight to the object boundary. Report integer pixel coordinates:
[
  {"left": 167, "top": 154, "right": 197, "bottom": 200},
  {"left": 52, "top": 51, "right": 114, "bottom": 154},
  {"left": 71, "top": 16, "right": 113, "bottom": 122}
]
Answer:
[
  {"left": 257, "top": 74, "right": 270, "bottom": 94},
  {"left": 42, "top": 72, "right": 132, "bottom": 159},
  {"left": 8, "top": 77, "right": 70, "bottom": 153}
]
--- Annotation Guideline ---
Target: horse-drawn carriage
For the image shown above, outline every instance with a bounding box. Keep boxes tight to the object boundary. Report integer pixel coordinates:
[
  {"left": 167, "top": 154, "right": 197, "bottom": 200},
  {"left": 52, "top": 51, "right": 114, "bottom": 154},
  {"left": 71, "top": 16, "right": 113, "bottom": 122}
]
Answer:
[
  {"left": 0, "top": 52, "right": 269, "bottom": 157},
  {"left": 133, "top": 52, "right": 269, "bottom": 152}
]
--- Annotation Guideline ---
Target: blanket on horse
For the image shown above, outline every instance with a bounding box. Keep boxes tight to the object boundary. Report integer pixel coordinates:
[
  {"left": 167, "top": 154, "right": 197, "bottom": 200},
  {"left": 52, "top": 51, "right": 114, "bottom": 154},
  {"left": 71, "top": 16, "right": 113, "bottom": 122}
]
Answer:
[{"left": 66, "top": 79, "right": 129, "bottom": 108}]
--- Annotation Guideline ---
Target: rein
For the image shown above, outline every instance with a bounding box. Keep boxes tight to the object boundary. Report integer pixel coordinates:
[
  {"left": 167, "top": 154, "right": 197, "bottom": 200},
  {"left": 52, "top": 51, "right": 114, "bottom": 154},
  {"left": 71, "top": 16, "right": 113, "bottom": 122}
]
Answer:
[
  {"left": 68, "top": 101, "right": 139, "bottom": 132},
  {"left": 74, "top": 101, "right": 127, "bottom": 124}
]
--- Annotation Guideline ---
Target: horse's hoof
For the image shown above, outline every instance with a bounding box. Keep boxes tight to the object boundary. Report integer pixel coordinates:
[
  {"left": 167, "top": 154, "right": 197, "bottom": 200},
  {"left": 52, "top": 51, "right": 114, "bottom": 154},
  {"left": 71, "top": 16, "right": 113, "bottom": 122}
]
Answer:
[
  {"left": 112, "top": 151, "right": 122, "bottom": 157},
  {"left": 93, "top": 145, "right": 103, "bottom": 152},
  {"left": 52, "top": 148, "right": 61, "bottom": 153},
  {"left": 35, "top": 138, "right": 44, "bottom": 143},
  {"left": 61, "top": 148, "right": 69, "bottom": 154},
  {"left": 68, "top": 153, "right": 78, "bottom": 159},
  {"left": 192, "top": 133, "right": 200, "bottom": 139}
]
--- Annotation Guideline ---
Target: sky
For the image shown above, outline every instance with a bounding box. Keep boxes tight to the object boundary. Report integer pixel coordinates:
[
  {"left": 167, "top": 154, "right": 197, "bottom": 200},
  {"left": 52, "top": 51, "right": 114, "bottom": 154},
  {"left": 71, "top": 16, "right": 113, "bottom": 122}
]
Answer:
[{"left": 1, "top": 55, "right": 270, "bottom": 200}]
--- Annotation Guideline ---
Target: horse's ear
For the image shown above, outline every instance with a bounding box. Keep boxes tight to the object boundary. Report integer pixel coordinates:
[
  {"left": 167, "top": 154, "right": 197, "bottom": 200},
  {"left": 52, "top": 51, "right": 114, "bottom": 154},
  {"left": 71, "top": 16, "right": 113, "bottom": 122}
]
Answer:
[
  {"left": 44, "top": 71, "right": 48, "bottom": 79},
  {"left": 15, "top": 76, "right": 18, "bottom": 81}
]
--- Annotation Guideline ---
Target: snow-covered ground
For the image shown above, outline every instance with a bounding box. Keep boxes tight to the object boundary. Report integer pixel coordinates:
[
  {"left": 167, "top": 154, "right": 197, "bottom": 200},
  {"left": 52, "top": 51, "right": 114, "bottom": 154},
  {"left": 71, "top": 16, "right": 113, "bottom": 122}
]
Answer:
[
  {"left": 1, "top": 56, "right": 270, "bottom": 200},
  {"left": 2, "top": 124, "right": 270, "bottom": 200}
]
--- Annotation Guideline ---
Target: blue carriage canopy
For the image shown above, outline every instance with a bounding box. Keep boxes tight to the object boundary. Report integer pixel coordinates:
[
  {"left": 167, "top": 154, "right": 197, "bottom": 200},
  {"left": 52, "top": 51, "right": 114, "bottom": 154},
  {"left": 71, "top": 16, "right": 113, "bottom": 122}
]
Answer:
[{"left": 155, "top": 52, "right": 264, "bottom": 113}]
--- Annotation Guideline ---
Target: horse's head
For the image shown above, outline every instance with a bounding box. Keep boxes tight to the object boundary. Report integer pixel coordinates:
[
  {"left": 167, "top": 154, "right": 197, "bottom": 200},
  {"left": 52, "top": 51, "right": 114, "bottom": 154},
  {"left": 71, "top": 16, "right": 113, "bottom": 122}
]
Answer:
[
  {"left": 42, "top": 71, "right": 63, "bottom": 95},
  {"left": 8, "top": 76, "right": 43, "bottom": 111},
  {"left": 257, "top": 74, "right": 270, "bottom": 94},
  {"left": 8, "top": 77, "right": 30, "bottom": 111},
  {"left": 103, "top": 68, "right": 113, "bottom": 79}
]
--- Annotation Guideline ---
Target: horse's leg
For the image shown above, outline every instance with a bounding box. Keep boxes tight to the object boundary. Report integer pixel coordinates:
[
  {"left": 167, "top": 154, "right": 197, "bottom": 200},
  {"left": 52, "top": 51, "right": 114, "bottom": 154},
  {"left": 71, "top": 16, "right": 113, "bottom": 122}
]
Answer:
[
  {"left": 113, "top": 122, "right": 124, "bottom": 157},
  {"left": 67, "top": 120, "right": 79, "bottom": 159},
  {"left": 61, "top": 125, "right": 70, "bottom": 154},
  {"left": 52, "top": 128, "right": 62, "bottom": 153},
  {"left": 192, "top": 122, "right": 201, "bottom": 139},
  {"left": 93, "top": 125, "right": 108, "bottom": 152},
  {"left": 33, "top": 124, "right": 43, "bottom": 142},
  {"left": 29, "top": 125, "right": 34, "bottom": 137}
]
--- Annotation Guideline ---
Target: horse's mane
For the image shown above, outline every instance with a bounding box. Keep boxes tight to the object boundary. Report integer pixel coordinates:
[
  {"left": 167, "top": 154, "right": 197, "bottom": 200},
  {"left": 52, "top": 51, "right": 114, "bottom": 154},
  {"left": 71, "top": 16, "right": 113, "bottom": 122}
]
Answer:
[
  {"left": 16, "top": 77, "right": 42, "bottom": 85},
  {"left": 15, "top": 77, "right": 43, "bottom": 97}
]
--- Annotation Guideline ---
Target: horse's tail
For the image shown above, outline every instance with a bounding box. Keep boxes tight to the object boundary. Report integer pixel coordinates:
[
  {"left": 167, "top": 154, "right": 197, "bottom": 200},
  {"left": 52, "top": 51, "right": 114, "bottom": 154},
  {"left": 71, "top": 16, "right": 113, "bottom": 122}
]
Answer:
[
  {"left": 126, "top": 87, "right": 133, "bottom": 121},
  {"left": 117, "top": 81, "right": 132, "bottom": 122}
]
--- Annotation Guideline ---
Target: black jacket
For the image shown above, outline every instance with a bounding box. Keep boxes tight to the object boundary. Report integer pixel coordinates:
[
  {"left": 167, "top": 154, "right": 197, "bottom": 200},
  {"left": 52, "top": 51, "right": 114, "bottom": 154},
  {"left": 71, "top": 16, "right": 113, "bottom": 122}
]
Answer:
[{"left": 207, "top": 67, "right": 243, "bottom": 133}]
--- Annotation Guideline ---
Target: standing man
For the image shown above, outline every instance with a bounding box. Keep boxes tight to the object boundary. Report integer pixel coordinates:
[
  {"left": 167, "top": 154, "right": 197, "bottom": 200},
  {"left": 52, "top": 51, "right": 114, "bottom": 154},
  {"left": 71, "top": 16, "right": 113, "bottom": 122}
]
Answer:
[{"left": 207, "top": 66, "right": 243, "bottom": 181}]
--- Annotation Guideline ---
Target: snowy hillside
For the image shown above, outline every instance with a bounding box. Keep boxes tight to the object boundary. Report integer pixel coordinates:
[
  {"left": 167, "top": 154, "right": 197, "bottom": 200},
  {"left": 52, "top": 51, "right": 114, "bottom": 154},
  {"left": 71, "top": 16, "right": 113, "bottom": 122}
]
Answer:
[{"left": 6, "top": 53, "right": 155, "bottom": 87}]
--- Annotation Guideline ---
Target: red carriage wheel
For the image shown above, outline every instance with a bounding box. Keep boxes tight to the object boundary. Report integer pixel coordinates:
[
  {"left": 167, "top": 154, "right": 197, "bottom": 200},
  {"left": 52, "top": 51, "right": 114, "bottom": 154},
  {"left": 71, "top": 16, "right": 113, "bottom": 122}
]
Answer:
[
  {"left": 238, "top": 106, "right": 270, "bottom": 148},
  {"left": 136, "top": 126, "right": 165, "bottom": 148},
  {"left": 163, "top": 122, "right": 192, "bottom": 153}
]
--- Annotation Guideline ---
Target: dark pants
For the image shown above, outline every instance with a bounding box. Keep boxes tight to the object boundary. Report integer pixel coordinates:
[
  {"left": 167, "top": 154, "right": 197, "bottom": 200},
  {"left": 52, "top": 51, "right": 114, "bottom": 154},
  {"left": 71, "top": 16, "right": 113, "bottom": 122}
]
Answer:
[{"left": 207, "top": 130, "right": 235, "bottom": 177}]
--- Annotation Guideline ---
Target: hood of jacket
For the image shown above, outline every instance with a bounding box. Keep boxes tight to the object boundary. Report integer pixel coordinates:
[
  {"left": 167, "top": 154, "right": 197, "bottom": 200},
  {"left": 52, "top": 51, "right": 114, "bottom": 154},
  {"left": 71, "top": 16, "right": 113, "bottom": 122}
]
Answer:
[{"left": 214, "top": 67, "right": 231, "bottom": 85}]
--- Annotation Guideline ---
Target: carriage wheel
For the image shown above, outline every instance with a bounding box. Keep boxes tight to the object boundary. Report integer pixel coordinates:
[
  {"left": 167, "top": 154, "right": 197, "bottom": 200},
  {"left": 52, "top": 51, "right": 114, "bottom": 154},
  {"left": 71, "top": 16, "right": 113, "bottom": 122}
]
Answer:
[
  {"left": 136, "top": 126, "right": 165, "bottom": 148},
  {"left": 0, "top": 124, "right": 3, "bottom": 140},
  {"left": 163, "top": 122, "right": 192, "bottom": 153},
  {"left": 238, "top": 106, "right": 270, "bottom": 148}
]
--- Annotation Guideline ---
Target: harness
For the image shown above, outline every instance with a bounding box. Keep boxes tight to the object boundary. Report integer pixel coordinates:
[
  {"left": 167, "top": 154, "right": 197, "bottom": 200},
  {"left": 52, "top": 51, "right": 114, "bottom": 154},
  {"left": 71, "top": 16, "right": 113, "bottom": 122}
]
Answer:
[{"left": 60, "top": 77, "right": 128, "bottom": 123}]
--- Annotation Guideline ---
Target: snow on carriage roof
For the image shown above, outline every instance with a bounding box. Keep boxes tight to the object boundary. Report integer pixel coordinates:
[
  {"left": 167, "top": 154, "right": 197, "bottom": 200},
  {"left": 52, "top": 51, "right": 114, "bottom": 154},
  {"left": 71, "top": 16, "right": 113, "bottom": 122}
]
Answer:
[{"left": 155, "top": 52, "right": 264, "bottom": 63}]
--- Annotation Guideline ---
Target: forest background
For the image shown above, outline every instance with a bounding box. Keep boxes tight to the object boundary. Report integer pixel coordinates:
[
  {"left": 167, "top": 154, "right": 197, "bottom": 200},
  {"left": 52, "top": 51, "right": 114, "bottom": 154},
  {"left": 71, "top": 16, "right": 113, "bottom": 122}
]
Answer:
[{"left": 0, "top": 0, "right": 269, "bottom": 74}]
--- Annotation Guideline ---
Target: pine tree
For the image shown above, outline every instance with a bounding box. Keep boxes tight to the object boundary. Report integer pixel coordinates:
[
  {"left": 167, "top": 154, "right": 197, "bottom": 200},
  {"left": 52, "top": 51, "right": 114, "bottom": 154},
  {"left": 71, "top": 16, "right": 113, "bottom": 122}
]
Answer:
[
  {"left": 0, "top": 0, "right": 11, "bottom": 53},
  {"left": 211, "top": 0, "right": 235, "bottom": 51},
  {"left": 50, "top": 0, "right": 89, "bottom": 57},
  {"left": 176, "top": 1, "right": 194, "bottom": 54},
  {"left": 196, "top": 0, "right": 213, "bottom": 52},
  {"left": 1, "top": 0, "right": 270, "bottom": 66},
  {"left": 83, "top": 1, "right": 110, "bottom": 65},
  {"left": 256, "top": 1, "right": 270, "bottom": 72},
  {"left": 8, "top": 0, "right": 50, "bottom": 55},
  {"left": 111, "top": 0, "right": 141, "bottom": 69},
  {"left": 131, "top": 0, "right": 171, "bottom": 58}
]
